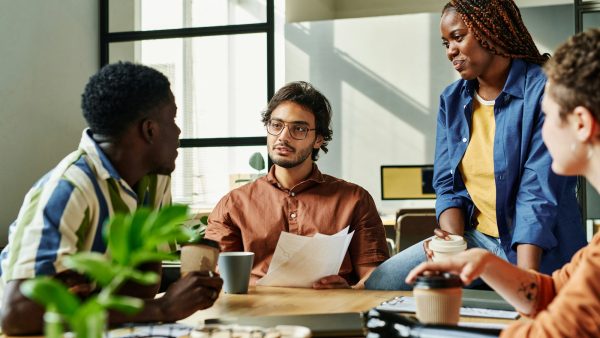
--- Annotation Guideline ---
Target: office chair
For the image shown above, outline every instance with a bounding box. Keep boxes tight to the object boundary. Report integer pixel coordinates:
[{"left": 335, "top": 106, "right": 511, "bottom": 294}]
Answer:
[{"left": 395, "top": 212, "right": 438, "bottom": 252}]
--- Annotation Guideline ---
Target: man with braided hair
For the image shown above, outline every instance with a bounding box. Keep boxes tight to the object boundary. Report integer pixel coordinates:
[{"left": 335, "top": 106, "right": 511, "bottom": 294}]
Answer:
[{"left": 366, "top": 0, "right": 586, "bottom": 290}]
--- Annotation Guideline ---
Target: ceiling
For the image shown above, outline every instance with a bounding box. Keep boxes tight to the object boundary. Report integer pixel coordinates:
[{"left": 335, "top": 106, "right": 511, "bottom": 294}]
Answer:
[{"left": 285, "top": 0, "right": 573, "bottom": 22}]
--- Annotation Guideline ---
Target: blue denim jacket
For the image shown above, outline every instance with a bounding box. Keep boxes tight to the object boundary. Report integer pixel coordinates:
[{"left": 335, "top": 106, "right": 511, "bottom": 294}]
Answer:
[{"left": 433, "top": 59, "right": 586, "bottom": 274}]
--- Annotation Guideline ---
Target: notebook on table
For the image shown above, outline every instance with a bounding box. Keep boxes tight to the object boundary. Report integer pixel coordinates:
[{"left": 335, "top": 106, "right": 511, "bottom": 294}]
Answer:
[
  {"left": 377, "top": 289, "right": 519, "bottom": 319},
  {"left": 205, "top": 312, "right": 365, "bottom": 337}
]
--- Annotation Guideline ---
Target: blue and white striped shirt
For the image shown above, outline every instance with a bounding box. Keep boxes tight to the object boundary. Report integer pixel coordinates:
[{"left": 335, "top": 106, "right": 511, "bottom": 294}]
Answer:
[{"left": 0, "top": 129, "right": 171, "bottom": 287}]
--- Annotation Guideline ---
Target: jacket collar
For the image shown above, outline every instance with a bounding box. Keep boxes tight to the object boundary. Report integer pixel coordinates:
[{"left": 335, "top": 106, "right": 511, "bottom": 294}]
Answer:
[{"left": 460, "top": 59, "right": 527, "bottom": 100}]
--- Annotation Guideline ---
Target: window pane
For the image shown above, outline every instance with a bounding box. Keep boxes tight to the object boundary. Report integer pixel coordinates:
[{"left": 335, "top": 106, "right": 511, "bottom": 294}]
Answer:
[
  {"left": 583, "top": 11, "right": 600, "bottom": 30},
  {"left": 108, "top": 0, "right": 266, "bottom": 32},
  {"left": 172, "top": 146, "right": 268, "bottom": 210},
  {"left": 109, "top": 34, "right": 268, "bottom": 138}
]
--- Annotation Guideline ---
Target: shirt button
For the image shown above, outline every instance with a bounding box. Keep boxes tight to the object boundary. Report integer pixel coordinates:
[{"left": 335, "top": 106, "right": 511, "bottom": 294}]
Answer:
[
  {"left": 463, "top": 104, "right": 467, "bottom": 109},
  {"left": 291, "top": 212, "right": 297, "bottom": 219},
  {"left": 462, "top": 137, "right": 467, "bottom": 143},
  {"left": 450, "top": 169, "right": 454, "bottom": 174}
]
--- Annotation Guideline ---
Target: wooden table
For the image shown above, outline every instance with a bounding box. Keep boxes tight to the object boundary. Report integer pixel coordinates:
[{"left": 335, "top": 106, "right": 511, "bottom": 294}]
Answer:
[
  {"left": 5, "top": 286, "right": 514, "bottom": 337},
  {"left": 180, "top": 286, "right": 514, "bottom": 327}
]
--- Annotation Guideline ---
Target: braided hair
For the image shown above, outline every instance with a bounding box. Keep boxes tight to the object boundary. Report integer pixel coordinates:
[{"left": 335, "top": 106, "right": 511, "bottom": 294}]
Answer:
[{"left": 443, "top": 0, "right": 549, "bottom": 65}]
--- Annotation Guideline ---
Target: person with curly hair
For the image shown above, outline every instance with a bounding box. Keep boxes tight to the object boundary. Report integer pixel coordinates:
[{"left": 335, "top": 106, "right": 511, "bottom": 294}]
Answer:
[
  {"left": 206, "top": 81, "right": 389, "bottom": 289},
  {"left": 366, "top": 0, "right": 586, "bottom": 290},
  {"left": 0, "top": 62, "right": 223, "bottom": 335},
  {"left": 407, "top": 28, "right": 600, "bottom": 338}
]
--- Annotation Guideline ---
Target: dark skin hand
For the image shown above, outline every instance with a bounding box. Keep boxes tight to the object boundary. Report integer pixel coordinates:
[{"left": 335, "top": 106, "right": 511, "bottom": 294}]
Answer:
[
  {"left": 423, "top": 207, "right": 465, "bottom": 260},
  {"left": 422, "top": 208, "right": 542, "bottom": 270},
  {"left": 1, "top": 266, "right": 223, "bottom": 335}
]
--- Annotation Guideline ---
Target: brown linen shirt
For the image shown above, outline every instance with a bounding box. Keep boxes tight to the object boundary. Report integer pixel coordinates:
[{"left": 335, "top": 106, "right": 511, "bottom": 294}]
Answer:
[
  {"left": 500, "top": 230, "right": 600, "bottom": 338},
  {"left": 206, "top": 165, "right": 390, "bottom": 285}
]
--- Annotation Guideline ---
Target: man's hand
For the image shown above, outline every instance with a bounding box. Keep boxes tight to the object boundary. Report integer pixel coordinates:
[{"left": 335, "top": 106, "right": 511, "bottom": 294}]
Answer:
[
  {"left": 155, "top": 271, "right": 223, "bottom": 322},
  {"left": 423, "top": 228, "right": 454, "bottom": 261},
  {"left": 312, "top": 275, "right": 351, "bottom": 289}
]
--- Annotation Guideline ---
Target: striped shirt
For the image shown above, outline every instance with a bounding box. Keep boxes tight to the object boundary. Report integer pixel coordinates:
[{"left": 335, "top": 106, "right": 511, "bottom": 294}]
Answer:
[{"left": 0, "top": 129, "right": 171, "bottom": 287}]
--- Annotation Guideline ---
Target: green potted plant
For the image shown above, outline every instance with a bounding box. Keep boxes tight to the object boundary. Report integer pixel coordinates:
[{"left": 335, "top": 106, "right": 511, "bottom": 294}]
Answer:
[
  {"left": 234, "top": 152, "right": 266, "bottom": 185},
  {"left": 20, "top": 205, "right": 191, "bottom": 338}
]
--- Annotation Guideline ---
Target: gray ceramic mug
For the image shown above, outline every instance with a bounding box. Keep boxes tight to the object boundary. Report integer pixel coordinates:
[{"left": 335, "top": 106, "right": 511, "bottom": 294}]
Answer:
[{"left": 218, "top": 252, "right": 254, "bottom": 294}]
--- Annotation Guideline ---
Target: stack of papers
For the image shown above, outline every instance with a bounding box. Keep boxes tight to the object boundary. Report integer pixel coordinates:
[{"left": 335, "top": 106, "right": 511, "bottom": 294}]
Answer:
[
  {"left": 257, "top": 226, "right": 354, "bottom": 287},
  {"left": 377, "top": 296, "right": 519, "bottom": 319}
]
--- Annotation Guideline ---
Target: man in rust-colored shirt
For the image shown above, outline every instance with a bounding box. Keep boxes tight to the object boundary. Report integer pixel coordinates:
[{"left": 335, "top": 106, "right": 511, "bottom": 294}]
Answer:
[{"left": 206, "top": 81, "right": 389, "bottom": 289}]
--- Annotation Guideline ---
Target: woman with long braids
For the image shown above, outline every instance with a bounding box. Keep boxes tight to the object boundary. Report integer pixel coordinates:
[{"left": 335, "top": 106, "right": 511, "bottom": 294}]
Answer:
[
  {"left": 407, "top": 28, "right": 600, "bottom": 337},
  {"left": 366, "top": 0, "right": 586, "bottom": 290}
]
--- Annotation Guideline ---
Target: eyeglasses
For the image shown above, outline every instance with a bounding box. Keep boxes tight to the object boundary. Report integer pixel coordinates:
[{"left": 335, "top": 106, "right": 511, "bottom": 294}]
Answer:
[{"left": 266, "top": 120, "right": 316, "bottom": 140}]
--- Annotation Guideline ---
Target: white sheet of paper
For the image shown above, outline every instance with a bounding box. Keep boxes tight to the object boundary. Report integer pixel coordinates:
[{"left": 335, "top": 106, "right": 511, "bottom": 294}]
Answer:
[{"left": 257, "top": 226, "right": 354, "bottom": 287}]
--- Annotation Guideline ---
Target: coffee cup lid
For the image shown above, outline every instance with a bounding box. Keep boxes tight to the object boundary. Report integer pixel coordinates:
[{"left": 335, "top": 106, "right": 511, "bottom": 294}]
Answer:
[
  {"left": 414, "top": 273, "right": 463, "bottom": 289},
  {"left": 429, "top": 235, "right": 466, "bottom": 252}
]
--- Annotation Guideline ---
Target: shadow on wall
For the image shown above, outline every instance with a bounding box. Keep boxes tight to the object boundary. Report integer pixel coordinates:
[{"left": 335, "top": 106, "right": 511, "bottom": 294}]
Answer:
[{"left": 283, "top": 14, "right": 455, "bottom": 207}]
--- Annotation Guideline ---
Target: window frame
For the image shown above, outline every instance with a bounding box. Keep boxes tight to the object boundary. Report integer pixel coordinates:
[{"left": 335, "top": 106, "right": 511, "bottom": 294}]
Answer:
[{"left": 99, "top": 0, "right": 275, "bottom": 150}]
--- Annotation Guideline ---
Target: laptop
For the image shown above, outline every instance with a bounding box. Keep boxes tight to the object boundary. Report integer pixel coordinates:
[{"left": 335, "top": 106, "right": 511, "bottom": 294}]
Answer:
[
  {"left": 461, "top": 289, "right": 515, "bottom": 311},
  {"left": 206, "top": 312, "right": 365, "bottom": 337}
]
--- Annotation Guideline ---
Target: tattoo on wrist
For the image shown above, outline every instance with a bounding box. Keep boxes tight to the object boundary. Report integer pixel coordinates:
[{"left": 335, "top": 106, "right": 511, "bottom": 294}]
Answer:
[{"left": 517, "top": 281, "right": 538, "bottom": 302}]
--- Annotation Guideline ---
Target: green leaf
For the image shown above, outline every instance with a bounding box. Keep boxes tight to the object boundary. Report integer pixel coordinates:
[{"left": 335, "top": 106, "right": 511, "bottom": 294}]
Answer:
[
  {"left": 199, "top": 215, "right": 209, "bottom": 225},
  {"left": 70, "top": 299, "right": 106, "bottom": 338},
  {"left": 20, "top": 278, "right": 80, "bottom": 316},
  {"left": 141, "top": 205, "right": 188, "bottom": 248},
  {"left": 63, "top": 253, "right": 117, "bottom": 287},
  {"left": 249, "top": 152, "right": 265, "bottom": 171},
  {"left": 101, "top": 295, "right": 143, "bottom": 315},
  {"left": 130, "top": 251, "right": 177, "bottom": 268},
  {"left": 120, "top": 268, "right": 160, "bottom": 285},
  {"left": 127, "top": 208, "right": 153, "bottom": 253},
  {"left": 105, "top": 213, "right": 130, "bottom": 265}
]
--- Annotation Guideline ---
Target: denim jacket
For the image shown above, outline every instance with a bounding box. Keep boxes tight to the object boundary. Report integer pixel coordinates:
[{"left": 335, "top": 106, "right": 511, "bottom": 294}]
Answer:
[{"left": 433, "top": 59, "right": 586, "bottom": 274}]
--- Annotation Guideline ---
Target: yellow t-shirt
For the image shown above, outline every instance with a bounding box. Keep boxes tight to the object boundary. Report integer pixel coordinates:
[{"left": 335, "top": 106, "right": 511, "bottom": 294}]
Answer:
[{"left": 459, "top": 93, "right": 499, "bottom": 238}]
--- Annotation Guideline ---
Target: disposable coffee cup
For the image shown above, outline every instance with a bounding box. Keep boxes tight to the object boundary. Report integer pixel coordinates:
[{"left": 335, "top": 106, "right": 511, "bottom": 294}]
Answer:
[
  {"left": 180, "top": 238, "right": 220, "bottom": 276},
  {"left": 413, "top": 273, "right": 463, "bottom": 325},
  {"left": 218, "top": 252, "right": 254, "bottom": 294},
  {"left": 429, "top": 235, "right": 467, "bottom": 262}
]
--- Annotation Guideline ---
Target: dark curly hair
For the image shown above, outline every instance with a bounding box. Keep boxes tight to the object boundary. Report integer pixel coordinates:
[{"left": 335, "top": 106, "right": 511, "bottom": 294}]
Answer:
[
  {"left": 443, "top": 0, "right": 549, "bottom": 65},
  {"left": 261, "top": 81, "right": 333, "bottom": 161},
  {"left": 81, "top": 62, "right": 171, "bottom": 138},
  {"left": 544, "top": 28, "right": 600, "bottom": 123}
]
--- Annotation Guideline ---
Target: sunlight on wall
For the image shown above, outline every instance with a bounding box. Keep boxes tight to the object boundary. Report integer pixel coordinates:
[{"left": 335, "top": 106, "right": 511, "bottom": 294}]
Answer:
[
  {"left": 333, "top": 15, "right": 433, "bottom": 110},
  {"left": 340, "top": 82, "right": 428, "bottom": 194}
]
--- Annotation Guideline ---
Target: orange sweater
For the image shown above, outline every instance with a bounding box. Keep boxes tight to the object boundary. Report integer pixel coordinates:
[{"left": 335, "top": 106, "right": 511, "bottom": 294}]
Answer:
[{"left": 501, "top": 231, "right": 600, "bottom": 337}]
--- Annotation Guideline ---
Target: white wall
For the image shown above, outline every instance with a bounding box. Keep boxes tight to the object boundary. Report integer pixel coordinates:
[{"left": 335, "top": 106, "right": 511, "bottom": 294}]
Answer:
[
  {"left": 284, "top": 5, "right": 575, "bottom": 214},
  {"left": 0, "top": 0, "right": 97, "bottom": 246}
]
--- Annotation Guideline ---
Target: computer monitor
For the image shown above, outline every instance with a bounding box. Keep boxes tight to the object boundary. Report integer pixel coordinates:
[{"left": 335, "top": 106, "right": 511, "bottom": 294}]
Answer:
[{"left": 381, "top": 165, "right": 435, "bottom": 200}]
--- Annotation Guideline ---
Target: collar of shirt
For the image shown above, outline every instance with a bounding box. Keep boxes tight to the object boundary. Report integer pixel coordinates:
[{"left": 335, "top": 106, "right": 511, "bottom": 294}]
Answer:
[
  {"left": 266, "top": 164, "right": 326, "bottom": 194},
  {"left": 78, "top": 128, "right": 142, "bottom": 202},
  {"left": 459, "top": 58, "right": 527, "bottom": 101},
  {"left": 78, "top": 129, "right": 123, "bottom": 182}
]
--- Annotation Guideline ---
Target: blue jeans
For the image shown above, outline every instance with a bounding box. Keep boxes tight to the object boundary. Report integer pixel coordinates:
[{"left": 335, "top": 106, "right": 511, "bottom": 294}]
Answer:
[{"left": 365, "top": 229, "right": 508, "bottom": 290}]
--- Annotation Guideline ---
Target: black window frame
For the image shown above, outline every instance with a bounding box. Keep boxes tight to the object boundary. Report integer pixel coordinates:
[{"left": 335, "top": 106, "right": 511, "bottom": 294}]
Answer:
[{"left": 99, "top": 0, "right": 274, "bottom": 151}]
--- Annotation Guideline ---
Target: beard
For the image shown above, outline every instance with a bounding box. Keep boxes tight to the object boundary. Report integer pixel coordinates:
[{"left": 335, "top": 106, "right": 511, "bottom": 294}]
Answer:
[{"left": 269, "top": 141, "right": 314, "bottom": 169}]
